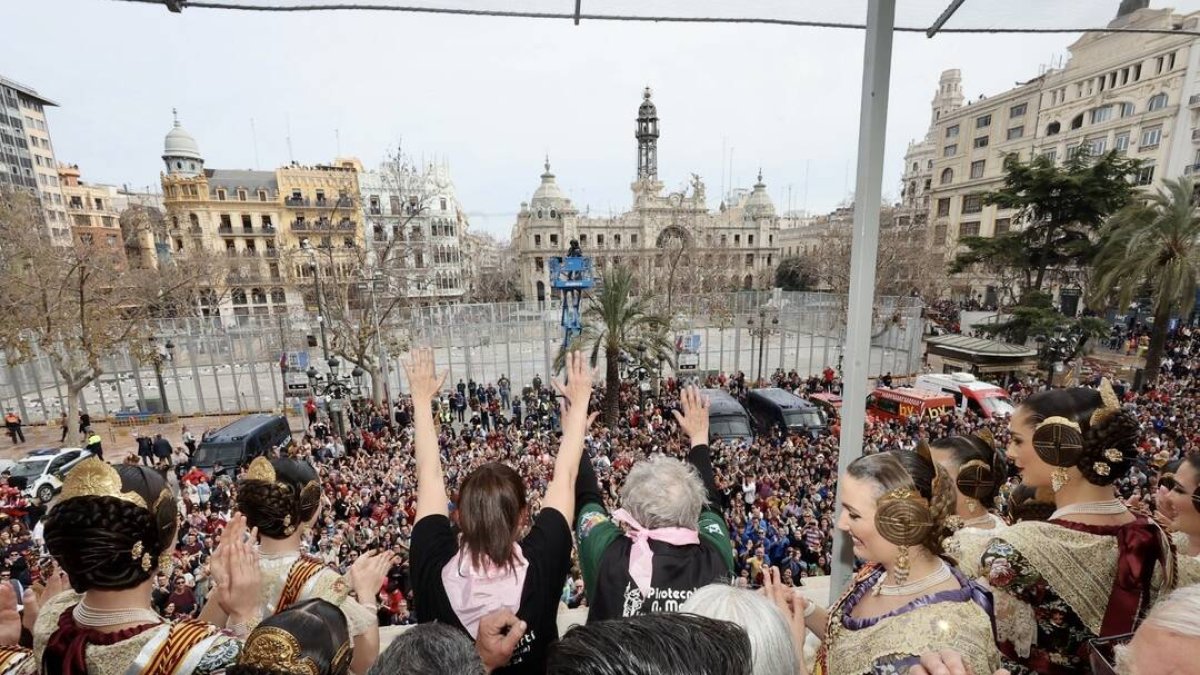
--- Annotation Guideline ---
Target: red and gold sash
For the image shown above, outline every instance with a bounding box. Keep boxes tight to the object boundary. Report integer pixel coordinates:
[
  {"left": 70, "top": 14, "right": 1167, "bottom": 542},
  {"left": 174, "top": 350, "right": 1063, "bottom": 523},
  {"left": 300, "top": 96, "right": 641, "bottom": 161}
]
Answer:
[
  {"left": 140, "top": 620, "right": 217, "bottom": 675},
  {"left": 276, "top": 557, "right": 326, "bottom": 615}
]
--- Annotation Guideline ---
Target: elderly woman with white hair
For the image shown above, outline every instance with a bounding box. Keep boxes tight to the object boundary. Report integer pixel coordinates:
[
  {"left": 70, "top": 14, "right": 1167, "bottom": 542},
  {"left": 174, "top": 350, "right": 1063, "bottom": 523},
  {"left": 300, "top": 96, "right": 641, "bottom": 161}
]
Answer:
[{"left": 574, "top": 386, "right": 735, "bottom": 621}]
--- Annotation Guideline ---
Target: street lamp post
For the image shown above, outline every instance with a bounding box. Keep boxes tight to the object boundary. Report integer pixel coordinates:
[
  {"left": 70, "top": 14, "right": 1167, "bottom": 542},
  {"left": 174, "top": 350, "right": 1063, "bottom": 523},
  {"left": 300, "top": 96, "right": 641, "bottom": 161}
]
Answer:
[
  {"left": 149, "top": 337, "right": 176, "bottom": 414},
  {"left": 305, "top": 356, "right": 363, "bottom": 439},
  {"left": 749, "top": 309, "right": 779, "bottom": 384}
]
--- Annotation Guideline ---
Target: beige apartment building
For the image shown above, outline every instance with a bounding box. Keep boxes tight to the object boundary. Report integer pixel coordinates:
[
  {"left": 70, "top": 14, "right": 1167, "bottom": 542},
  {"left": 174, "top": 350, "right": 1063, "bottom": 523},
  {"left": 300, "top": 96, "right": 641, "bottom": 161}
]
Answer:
[
  {"left": 902, "top": 3, "right": 1200, "bottom": 302},
  {"left": 159, "top": 113, "right": 365, "bottom": 321},
  {"left": 58, "top": 164, "right": 126, "bottom": 266}
]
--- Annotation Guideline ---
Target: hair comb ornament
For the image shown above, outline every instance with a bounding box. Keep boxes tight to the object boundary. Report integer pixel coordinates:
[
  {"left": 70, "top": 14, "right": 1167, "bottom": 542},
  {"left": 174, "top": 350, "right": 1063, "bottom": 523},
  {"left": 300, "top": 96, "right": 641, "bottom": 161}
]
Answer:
[
  {"left": 1089, "top": 378, "right": 1122, "bottom": 427},
  {"left": 1032, "top": 417, "right": 1083, "bottom": 492},
  {"left": 236, "top": 627, "right": 320, "bottom": 675},
  {"left": 58, "top": 457, "right": 148, "bottom": 509},
  {"left": 245, "top": 456, "right": 277, "bottom": 483}
]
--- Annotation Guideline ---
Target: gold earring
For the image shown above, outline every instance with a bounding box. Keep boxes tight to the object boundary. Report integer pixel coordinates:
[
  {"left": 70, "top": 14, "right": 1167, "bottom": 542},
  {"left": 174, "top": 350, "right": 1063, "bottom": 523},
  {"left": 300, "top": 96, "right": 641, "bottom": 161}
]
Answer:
[
  {"left": 893, "top": 545, "right": 910, "bottom": 585},
  {"left": 141, "top": 553, "right": 153, "bottom": 572},
  {"left": 1051, "top": 467, "right": 1070, "bottom": 493}
]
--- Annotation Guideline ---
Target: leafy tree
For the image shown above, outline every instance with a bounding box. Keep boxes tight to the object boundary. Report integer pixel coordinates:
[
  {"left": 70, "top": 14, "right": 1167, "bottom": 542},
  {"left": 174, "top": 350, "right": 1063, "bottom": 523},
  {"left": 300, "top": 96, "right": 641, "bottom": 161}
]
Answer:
[
  {"left": 775, "top": 256, "right": 817, "bottom": 291},
  {"left": 1090, "top": 177, "right": 1200, "bottom": 388},
  {"left": 974, "top": 291, "right": 1106, "bottom": 352},
  {"left": 564, "top": 266, "right": 673, "bottom": 427},
  {"left": 950, "top": 150, "right": 1141, "bottom": 294}
]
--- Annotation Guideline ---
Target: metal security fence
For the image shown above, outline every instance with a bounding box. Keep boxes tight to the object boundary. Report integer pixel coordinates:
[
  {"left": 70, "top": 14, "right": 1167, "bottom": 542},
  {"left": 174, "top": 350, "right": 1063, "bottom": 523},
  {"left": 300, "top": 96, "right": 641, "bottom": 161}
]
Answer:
[{"left": 0, "top": 291, "right": 923, "bottom": 424}]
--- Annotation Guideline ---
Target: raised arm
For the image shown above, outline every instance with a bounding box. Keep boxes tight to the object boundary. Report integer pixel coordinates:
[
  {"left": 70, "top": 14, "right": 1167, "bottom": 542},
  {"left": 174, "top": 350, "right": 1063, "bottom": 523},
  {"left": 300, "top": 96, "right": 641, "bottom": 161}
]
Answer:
[
  {"left": 401, "top": 348, "right": 449, "bottom": 521},
  {"left": 542, "top": 351, "right": 597, "bottom": 522},
  {"left": 671, "top": 386, "right": 721, "bottom": 508}
]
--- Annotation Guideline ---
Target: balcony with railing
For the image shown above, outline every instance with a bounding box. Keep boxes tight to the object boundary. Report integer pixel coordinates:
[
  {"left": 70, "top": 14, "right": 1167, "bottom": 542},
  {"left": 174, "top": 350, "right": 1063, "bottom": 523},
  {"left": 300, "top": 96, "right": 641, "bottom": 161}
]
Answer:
[{"left": 284, "top": 197, "right": 310, "bottom": 207}]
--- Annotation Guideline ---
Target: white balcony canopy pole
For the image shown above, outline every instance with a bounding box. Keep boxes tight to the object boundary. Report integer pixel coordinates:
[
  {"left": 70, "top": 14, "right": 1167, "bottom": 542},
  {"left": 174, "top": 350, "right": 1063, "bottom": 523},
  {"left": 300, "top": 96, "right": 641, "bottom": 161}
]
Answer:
[{"left": 830, "top": 0, "right": 896, "bottom": 602}]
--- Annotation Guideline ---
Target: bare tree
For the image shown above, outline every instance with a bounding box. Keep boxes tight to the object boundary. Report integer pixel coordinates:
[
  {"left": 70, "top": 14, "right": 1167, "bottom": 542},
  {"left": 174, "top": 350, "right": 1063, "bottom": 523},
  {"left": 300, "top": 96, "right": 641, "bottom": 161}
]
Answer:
[{"left": 0, "top": 188, "right": 209, "bottom": 444}]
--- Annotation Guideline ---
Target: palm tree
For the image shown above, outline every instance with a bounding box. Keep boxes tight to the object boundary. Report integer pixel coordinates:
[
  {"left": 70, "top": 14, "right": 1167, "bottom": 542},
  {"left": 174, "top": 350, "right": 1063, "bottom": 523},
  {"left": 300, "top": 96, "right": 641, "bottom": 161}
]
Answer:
[
  {"left": 563, "top": 265, "right": 674, "bottom": 427},
  {"left": 1091, "top": 176, "right": 1200, "bottom": 389}
]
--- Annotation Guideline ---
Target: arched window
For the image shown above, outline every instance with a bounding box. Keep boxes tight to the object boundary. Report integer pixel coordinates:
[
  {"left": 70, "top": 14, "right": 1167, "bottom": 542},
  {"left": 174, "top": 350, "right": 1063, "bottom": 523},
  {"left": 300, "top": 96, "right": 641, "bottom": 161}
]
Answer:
[
  {"left": 940, "top": 168, "right": 954, "bottom": 185},
  {"left": 171, "top": 216, "right": 179, "bottom": 229},
  {"left": 1046, "top": 121, "right": 1061, "bottom": 136},
  {"left": 912, "top": 162, "right": 918, "bottom": 172},
  {"left": 232, "top": 289, "right": 247, "bottom": 304},
  {"left": 1148, "top": 93, "right": 1168, "bottom": 111},
  {"left": 537, "top": 209, "right": 543, "bottom": 218},
  {"left": 251, "top": 288, "right": 267, "bottom": 304},
  {"left": 550, "top": 209, "right": 557, "bottom": 218}
]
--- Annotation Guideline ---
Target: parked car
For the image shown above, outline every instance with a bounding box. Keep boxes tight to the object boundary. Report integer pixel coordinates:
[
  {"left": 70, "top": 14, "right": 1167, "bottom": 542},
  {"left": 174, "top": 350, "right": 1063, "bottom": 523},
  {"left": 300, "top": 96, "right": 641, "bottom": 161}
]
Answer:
[
  {"left": 192, "top": 414, "right": 293, "bottom": 473},
  {"left": 9, "top": 447, "right": 92, "bottom": 503},
  {"left": 745, "top": 387, "right": 827, "bottom": 438},
  {"left": 700, "top": 389, "right": 754, "bottom": 445}
]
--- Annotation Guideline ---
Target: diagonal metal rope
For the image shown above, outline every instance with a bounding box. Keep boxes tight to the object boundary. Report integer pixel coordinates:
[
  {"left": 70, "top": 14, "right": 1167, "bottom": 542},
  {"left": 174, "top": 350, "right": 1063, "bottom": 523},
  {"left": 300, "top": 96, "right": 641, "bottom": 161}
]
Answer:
[{"left": 110, "top": 0, "right": 1200, "bottom": 37}]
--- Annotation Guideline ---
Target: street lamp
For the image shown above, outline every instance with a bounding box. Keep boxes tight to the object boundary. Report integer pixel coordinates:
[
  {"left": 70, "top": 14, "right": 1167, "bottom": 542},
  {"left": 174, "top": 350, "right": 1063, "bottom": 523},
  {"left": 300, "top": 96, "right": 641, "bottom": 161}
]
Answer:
[
  {"left": 749, "top": 309, "right": 779, "bottom": 383},
  {"left": 148, "top": 337, "right": 175, "bottom": 414}
]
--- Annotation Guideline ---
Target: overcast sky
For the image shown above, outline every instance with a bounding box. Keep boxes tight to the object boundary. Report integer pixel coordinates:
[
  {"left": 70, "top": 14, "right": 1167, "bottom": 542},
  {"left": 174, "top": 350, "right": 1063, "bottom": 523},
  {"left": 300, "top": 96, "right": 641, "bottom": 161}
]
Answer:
[{"left": 6, "top": 1, "right": 1200, "bottom": 239}]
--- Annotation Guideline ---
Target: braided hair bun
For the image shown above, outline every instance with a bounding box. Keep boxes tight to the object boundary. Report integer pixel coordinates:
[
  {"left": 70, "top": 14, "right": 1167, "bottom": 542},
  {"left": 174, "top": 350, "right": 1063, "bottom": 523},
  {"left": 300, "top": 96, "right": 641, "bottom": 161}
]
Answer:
[
  {"left": 43, "top": 463, "right": 177, "bottom": 592},
  {"left": 237, "top": 457, "right": 322, "bottom": 539},
  {"left": 930, "top": 432, "right": 1007, "bottom": 508},
  {"left": 1020, "top": 384, "right": 1141, "bottom": 487},
  {"left": 849, "top": 446, "right": 956, "bottom": 556}
]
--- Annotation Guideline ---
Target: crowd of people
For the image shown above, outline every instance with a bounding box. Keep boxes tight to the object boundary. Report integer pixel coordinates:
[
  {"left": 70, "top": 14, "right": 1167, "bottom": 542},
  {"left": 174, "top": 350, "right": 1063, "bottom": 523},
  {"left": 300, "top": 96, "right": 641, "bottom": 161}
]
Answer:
[{"left": 0, "top": 319, "right": 1194, "bottom": 673}]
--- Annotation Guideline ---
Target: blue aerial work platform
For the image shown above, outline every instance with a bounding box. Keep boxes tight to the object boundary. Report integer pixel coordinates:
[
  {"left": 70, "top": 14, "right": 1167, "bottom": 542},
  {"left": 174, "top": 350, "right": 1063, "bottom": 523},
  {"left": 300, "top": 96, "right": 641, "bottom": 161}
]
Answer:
[{"left": 548, "top": 255, "right": 594, "bottom": 350}]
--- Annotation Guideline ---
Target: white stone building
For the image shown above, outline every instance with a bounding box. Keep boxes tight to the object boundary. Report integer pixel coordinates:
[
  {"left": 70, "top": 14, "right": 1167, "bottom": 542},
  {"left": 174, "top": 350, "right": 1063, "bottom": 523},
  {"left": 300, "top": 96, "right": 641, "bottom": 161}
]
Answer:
[
  {"left": 512, "top": 88, "right": 782, "bottom": 303},
  {"left": 359, "top": 161, "right": 470, "bottom": 305},
  {"left": 901, "top": 1, "right": 1200, "bottom": 302}
]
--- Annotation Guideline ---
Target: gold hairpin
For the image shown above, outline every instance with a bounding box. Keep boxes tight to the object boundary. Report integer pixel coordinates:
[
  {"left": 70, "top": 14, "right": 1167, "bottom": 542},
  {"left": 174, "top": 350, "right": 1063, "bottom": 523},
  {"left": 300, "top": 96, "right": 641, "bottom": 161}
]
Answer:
[
  {"left": 1036, "top": 416, "right": 1081, "bottom": 432},
  {"left": 245, "top": 456, "right": 277, "bottom": 483},
  {"left": 57, "top": 457, "right": 147, "bottom": 509},
  {"left": 1090, "top": 378, "right": 1122, "bottom": 427},
  {"left": 237, "top": 626, "right": 320, "bottom": 675}
]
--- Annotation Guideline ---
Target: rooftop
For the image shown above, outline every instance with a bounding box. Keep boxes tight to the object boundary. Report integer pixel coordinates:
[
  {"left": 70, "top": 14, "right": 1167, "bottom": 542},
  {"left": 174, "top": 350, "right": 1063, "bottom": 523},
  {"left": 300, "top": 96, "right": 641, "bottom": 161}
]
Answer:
[{"left": 0, "top": 76, "right": 58, "bottom": 107}]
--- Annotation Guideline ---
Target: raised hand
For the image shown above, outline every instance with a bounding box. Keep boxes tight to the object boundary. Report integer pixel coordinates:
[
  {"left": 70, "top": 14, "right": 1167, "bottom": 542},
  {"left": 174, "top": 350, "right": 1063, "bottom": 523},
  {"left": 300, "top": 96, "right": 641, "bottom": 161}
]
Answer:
[
  {"left": 553, "top": 352, "right": 598, "bottom": 426},
  {"left": 761, "top": 566, "right": 806, "bottom": 671},
  {"left": 476, "top": 608, "right": 527, "bottom": 673},
  {"left": 402, "top": 348, "right": 447, "bottom": 404},
  {"left": 348, "top": 551, "right": 396, "bottom": 605},
  {"left": 218, "top": 525, "right": 261, "bottom": 624},
  {"left": 671, "top": 386, "right": 711, "bottom": 446},
  {"left": 0, "top": 585, "right": 19, "bottom": 646}
]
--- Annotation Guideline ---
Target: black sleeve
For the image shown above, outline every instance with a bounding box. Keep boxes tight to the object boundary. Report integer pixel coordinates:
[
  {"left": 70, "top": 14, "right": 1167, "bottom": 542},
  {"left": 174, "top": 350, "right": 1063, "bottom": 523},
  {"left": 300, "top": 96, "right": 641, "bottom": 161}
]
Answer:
[
  {"left": 574, "top": 452, "right": 606, "bottom": 522},
  {"left": 409, "top": 515, "right": 458, "bottom": 613},
  {"left": 687, "top": 444, "right": 723, "bottom": 510}
]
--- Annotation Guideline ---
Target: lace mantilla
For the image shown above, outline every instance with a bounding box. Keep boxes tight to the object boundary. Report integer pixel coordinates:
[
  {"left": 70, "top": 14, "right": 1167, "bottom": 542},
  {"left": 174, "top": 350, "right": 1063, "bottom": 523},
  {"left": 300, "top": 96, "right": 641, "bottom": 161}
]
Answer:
[
  {"left": 945, "top": 518, "right": 1006, "bottom": 576},
  {"left": 825, "top": 588, "right": 999, "bottom": 675}
]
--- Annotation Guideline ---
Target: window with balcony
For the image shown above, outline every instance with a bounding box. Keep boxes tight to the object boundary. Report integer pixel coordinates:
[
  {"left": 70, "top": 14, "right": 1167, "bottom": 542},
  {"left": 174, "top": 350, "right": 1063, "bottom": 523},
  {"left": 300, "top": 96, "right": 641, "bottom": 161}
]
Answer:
[
  {"left": 534, "top": 234, "right": 542, "bottom": 247},
  {"left": 597, "top": 234, "right": 605, "bottom": 246},
  {"left": 315, "top": 190, "right": 326, "bottom": 206},
  {"left": 241, "top": 214, "right": 252, "bottom": 231},
  {"left": 344, "top": 237, "right": 355, "bottom": 249},
  {"left": 550, "top": 233, "right": 559, "bottom": 246}
]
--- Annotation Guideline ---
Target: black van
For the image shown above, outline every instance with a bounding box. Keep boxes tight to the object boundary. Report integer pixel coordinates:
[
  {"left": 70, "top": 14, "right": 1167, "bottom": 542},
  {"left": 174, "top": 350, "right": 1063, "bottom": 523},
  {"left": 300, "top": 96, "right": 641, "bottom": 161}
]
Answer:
[
  {"left": 746, "top": 387, "right": 827, "bottom": 438},
  {"left": 192, "top": 414, "right": 293, "bottom": 472},
  {"left": 700, "top": 389, "right": 754, "bottom": 445}
]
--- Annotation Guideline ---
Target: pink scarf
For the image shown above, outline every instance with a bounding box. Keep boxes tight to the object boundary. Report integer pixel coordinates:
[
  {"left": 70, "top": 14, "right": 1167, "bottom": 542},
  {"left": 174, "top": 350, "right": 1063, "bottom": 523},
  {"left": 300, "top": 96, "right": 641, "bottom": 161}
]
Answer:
[
  {"left": 441, "top": 544, "right": 529, "bottom": 638},
  {"left": 612, "top": 509, "right": 700, "bottom": 597}
]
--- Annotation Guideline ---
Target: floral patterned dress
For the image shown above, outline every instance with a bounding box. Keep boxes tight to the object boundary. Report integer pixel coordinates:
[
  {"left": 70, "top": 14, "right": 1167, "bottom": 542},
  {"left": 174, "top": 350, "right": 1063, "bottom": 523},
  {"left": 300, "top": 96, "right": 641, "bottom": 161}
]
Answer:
[{"left": 981, "top": 517, "right": 1179, "bottom": 675}]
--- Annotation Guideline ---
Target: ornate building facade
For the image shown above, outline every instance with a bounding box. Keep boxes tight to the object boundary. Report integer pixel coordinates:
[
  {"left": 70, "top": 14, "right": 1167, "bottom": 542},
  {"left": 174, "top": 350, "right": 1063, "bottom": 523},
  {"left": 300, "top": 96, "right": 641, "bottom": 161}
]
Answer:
[
  {"left": 512, "top": 88, "right": 782, "bottom": 302},
  {"left": 902, "top": 2, "right": 1200, "bottom": 301},
  {"left": 159, "top": 113, "right": 365, "bottom": 321}
]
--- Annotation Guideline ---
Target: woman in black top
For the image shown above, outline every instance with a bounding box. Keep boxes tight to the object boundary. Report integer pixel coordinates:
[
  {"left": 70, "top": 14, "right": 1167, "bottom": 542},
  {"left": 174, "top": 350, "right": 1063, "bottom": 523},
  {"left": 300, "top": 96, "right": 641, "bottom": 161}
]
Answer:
[{"left": 406, "top": 349, "right": 595, "bottom": 674}]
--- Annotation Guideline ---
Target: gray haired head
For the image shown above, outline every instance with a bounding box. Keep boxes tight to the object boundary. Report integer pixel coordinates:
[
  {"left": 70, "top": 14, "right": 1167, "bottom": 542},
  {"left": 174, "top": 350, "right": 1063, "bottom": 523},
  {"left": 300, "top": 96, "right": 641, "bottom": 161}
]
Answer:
[
  {"left": 369, "top": 623, "right": 483, "bottom": 675},
  {"left": 680, "top": 584, "right": 800, "bottom": 675},
  {"left": 619, "top": 455, "right": 706, "bottom": 529}
]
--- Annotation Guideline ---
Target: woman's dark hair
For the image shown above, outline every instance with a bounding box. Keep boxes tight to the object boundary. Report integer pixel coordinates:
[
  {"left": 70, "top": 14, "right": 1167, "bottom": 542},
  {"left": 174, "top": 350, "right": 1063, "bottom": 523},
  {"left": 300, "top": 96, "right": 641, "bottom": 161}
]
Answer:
[
  {"left": 929, "top": 434, "right": 1007, "bottom": 507},
  {"left": 229, "top": 599, "right": 352, "bottom": 675},
  {"left": 847, "top": 450, "right": 957, "bottom": 556},
  {"left": 238, "top": 458, "right": 321, "bottom": 539},
  {"left": 547, "top": 613, "right": 753, "bottom": 675},
  {"left": 1019, "top": 387, "right": 1141, "bottom": 486},
  {"left": 1009, "top": 483, "right": 1056, "bottom": 523},
  {"left": 43, "top": 464, "right": 177, "bottom": 592},
  {"left": 457, "top": 462, "right": 527, "bottom": 570}
]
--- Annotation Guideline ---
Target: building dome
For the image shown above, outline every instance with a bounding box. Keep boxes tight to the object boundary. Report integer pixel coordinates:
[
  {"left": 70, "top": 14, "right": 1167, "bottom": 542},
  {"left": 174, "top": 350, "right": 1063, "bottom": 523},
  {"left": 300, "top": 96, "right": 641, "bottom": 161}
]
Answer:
[
  {"left": 529, "top": 158, "right": 575, "bottom": 214},
  {"left": 744, "top": 170, "right": 776, "bottom": 217},
  {"left": 164, "top": 117, "right": 202, "bottom": 160}
]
